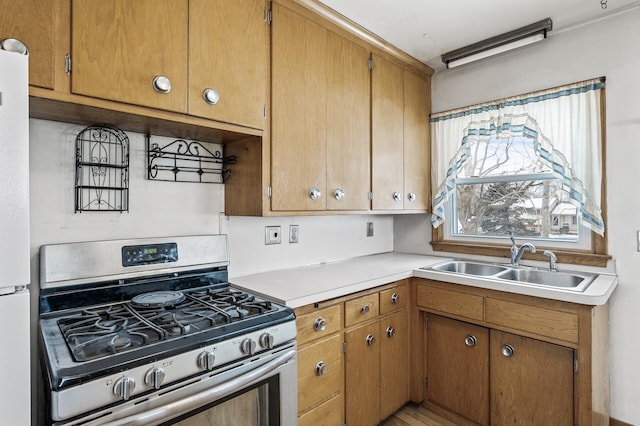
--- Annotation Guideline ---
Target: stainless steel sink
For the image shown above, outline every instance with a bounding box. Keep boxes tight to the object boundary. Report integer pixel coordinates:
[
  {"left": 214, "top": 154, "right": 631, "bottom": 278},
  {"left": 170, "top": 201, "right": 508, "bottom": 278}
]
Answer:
[
  {"left": 422, "top": 260, "right": 596, "bottom": 292},
  {"left": 429, "top": 260, "right": 508, "bottom": 276},
  {"left": 495, "top": 268, "right": 594, "bottom": 289}
]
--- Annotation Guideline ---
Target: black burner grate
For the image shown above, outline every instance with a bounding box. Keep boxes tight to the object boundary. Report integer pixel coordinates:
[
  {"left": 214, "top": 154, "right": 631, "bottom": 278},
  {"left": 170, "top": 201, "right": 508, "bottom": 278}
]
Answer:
[{"left": 59, "top": 287, "right": 276, "bottom": 362}]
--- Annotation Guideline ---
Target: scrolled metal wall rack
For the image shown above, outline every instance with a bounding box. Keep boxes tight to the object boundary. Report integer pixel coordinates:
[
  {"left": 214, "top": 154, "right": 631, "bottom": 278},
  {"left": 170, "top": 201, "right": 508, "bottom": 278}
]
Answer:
[
  {"left": 146, "top": 134, "right": 235, "bottom": 184},
  {"left": 75, "top": 124, "right": 130, "bottom": 212}
]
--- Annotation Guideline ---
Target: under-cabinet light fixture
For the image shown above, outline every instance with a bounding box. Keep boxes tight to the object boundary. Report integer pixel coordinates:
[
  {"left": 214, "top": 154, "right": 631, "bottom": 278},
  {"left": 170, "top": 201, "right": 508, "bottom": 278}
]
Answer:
[{"left": 442, "top": 18, "right": 553, "bottom": 69}]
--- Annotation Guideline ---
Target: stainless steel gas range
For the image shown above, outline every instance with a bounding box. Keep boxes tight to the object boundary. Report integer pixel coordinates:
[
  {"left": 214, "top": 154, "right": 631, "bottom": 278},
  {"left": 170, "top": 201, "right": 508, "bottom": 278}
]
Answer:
[{"left": 38, "top": 235, "right": 297, "bottom": 425}]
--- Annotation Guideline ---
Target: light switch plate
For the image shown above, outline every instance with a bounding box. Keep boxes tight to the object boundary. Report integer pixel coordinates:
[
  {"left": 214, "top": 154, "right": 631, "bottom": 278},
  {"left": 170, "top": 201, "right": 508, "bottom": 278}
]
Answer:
[{"left": 265, "top": 226, "right": 281, "bottom": 245}]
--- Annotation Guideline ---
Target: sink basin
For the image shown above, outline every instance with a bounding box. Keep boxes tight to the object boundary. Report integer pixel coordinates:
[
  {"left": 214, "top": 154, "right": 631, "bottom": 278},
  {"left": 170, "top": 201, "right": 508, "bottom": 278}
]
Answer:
[
  {"left": 495, "top": 268, "right": 594, "bottom": 289},
  {"left": 422, "top": 260, "right": 597, "bottom": 292},
  {"left": 429, "top": 261, "right": 508, "bottom": 276}
]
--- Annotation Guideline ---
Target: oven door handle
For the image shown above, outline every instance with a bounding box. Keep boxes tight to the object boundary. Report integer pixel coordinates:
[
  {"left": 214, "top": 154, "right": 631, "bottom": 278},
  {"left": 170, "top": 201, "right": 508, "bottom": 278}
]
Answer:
[{"left": 104, "top": 349, "right": 296, "bottom": 426}]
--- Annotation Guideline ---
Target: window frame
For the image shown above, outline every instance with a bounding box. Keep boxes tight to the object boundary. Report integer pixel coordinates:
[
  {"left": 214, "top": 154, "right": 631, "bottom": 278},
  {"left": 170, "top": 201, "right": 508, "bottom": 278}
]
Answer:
[{"left": 430, "top": 86, "right": 609, "bottom": 267}]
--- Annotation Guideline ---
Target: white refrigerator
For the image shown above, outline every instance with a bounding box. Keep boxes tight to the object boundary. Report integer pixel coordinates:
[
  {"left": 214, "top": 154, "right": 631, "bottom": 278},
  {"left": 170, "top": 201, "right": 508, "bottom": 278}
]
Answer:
[{"left": 0, "top": 44, "right": 32, "bottom": 425}]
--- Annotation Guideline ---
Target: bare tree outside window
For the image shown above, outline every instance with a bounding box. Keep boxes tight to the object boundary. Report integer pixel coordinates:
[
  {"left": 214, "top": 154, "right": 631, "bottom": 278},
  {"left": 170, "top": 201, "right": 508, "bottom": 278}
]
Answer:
[{"left": 452, "top": 135, "right": 578, "bottom": 240}]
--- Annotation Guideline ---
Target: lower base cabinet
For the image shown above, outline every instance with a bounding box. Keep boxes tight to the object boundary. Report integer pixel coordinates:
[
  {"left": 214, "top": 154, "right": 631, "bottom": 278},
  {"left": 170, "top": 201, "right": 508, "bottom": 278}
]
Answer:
[
  {"left": 426, "top": 314, "right": 574, "bottom": 426},
  {"left": 416, "top": 278, "right": 608, "bottom": 426},
  {"left": 426, "top": 314, "right": 489, "bottom": 425},
  {"left": 296, "top": 281, "right": 410, "bottom": 425},
  {"left": 490, "top": 329, "right": 574, "bottom": 426}
]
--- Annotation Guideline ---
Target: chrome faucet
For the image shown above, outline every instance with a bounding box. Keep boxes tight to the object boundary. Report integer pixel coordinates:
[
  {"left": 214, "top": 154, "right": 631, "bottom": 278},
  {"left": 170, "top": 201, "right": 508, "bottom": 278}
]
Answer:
[
  {"left": 543, "top": 250, "right": 557, "bottom": 271},
  {"left": 510, "top": 235, "right": 536, "bottom": 266}
]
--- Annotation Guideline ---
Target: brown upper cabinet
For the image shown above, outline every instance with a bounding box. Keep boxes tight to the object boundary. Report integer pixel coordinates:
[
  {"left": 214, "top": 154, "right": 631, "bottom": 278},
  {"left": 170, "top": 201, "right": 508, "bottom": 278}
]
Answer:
[
  {"left": 71, "top": 0, "right": 267, "bottom": 129},
  {"left": 188, "top": 0, "right": 268, "bottom": 129},
  {"left": 71, "top": 0, "right": 189, "bottom": 113},
  {"left": 372, "top": 54, "right": 431, "bottom": 211},
  {"left": 270, "top": 3, "right": 370, "bottom": 212},
  {"left": 0, "top": 0, "right": 56, "bottom": 89}
]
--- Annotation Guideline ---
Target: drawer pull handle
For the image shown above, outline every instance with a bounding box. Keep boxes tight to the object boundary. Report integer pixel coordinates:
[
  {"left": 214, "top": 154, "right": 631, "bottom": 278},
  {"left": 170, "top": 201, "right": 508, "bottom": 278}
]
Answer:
[
  {"left": 390, "top": 292, "right": 399, "bottom": 304},
  {"left": 501, "top": 344, "right": 515, "bottom": 357},
  {"left": 386, "top": 326, "right": 395, "bottom": 338},
  {"left": 464, "top": 335, "right": 477, "bottom": 347},
  {"left": 315, "top": 361, "right": 327, "bottom": 376},
  {"left": 313, "top": 317, "right": 327, "bottom": 332},
  {"left": 366, "top": 334, "right": 376, "bottom": 346},
  {"left": 361, "top": 304, "right": 370, "bottom": 314}
]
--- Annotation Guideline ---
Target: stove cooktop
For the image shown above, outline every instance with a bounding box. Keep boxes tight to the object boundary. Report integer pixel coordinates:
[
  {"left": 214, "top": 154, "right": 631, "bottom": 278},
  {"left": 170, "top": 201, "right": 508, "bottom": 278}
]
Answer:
[{"left": 58, "top": 286, "right": 278, "bottom": 363}]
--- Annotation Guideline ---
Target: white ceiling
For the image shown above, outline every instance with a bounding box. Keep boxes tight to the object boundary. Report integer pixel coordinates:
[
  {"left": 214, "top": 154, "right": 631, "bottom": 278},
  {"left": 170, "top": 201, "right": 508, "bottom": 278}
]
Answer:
[{"left": 316, "top": 0, "right": 640, "bottom": 70}]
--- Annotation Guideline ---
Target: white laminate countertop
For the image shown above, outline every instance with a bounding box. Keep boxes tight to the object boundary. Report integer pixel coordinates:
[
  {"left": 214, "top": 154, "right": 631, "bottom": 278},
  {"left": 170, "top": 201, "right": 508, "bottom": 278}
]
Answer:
[{"left": 230, "top": 252, "right": 618, "bottom": 308}]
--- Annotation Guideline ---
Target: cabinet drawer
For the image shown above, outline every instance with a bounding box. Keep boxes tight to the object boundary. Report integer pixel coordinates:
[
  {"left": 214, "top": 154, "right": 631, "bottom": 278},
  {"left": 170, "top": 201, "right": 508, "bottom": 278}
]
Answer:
[
  {"left": 380, "top": 283, "right": 408, "bottom": 315},
  {"left": 416, "top": 284, "right": 483, "bottom": 321},
  {"left": 486, "top": 298, "right": 579, "bottom": 344},
  {"left": 297, "top": 334, "right": 343, "bottom": 414},
  {"left": 298, "top": 393, "right": 344, "bottom": 426},
  {"left": 296, "top": 304, "right": 342, "bottom": 346},
  {"left": 344, "top": 293, "right": 379, "bottom": 327}
]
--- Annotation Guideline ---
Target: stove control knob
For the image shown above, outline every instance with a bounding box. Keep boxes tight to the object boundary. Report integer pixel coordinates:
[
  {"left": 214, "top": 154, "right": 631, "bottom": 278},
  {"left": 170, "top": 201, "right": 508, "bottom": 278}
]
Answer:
[
  {"left": 197, "top": 350, "right": 216, "bottom": 371},
  {"left": 113, "top": 376, "right": 136, "bottom": 401},
  {"left": 144, "top": 367, "right": 166, "bottom": 389},
  {"left": 259, "top": 333, "right": 275, "bottom": 349},
  {"left": 241, "top": 338, "right": 257, "bottom": 356}
]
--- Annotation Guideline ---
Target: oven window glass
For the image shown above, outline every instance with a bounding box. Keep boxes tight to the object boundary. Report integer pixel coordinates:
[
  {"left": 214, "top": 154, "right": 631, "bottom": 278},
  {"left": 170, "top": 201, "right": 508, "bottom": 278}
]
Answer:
[{"left": 167, "top": 377, "right": 280, "bottom": 426}]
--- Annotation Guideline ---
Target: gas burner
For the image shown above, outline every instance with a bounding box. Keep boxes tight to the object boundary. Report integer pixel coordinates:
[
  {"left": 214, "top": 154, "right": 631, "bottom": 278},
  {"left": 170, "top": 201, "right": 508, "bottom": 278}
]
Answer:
[{"left": 132, "top": 290, "right": 186, "bottom": 308}]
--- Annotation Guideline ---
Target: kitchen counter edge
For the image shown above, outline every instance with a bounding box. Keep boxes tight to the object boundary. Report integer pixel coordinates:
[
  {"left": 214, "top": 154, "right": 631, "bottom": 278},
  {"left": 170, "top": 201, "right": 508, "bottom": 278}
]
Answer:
[{"left": 230, "top": 252, "right": 618, "bottom": 309}]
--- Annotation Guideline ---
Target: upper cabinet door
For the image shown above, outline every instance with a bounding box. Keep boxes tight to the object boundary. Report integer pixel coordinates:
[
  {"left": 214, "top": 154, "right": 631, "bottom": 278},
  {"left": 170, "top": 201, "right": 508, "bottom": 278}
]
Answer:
[
  {"left": 326, "top": 33, "right": 370, "bottom": 211},
  {"left": 0, "top": 0, "right": 55, "bottom": 89},
  {"left": 71, "top": 0, "right": 188, "bottom": 112},
  {"left": 403, "top": 69, "right": 431, "bottom": 210},
  {"left": 371, "top": 54, "right": 404, "bottom": 210},
  {"left": 271, "top": 3, "right": 327, "bottom": 211},
  {"left": 189, "top": 0, "right": 267, "bottom": 129}
]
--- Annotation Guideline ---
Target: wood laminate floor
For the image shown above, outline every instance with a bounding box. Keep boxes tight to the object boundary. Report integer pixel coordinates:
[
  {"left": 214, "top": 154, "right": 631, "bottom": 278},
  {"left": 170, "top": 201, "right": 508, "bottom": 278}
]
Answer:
[{"left": 379, "top": 403, "right": 459, "bottom": 426}]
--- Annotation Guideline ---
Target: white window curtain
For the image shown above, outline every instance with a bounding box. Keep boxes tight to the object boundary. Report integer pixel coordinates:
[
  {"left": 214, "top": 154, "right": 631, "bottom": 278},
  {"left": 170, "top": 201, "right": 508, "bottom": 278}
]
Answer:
[{"left": 430, "top": 78, "right": 605, "bottom": 236}]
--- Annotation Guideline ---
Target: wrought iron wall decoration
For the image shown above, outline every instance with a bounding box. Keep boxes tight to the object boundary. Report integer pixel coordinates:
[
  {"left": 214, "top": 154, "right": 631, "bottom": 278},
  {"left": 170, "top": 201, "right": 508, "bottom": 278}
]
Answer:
[
  {"left": 75, "top": 124, "right": 130, "bottom": 212},
  {"left": 146, "top": 134, "right": 235, "bottom": 184}
]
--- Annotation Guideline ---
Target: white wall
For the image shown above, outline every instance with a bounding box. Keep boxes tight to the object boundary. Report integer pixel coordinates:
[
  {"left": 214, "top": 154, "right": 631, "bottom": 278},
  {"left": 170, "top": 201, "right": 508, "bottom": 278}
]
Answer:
[
  {"left": 223, "top": 215, "right": 393, "bottom": 277},
  {"left": 396, "top": 7, "right": 640, "bottom": 423}
]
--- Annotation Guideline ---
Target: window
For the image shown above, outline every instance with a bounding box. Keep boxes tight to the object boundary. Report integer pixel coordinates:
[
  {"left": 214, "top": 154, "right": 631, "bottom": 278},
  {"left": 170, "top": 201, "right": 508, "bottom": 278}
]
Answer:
[
  {"left": 430, "top": 78, "right": 609, "bottom": 266},
  {"left": 451, "top": 135, "right": 578, "bottom": 241}
]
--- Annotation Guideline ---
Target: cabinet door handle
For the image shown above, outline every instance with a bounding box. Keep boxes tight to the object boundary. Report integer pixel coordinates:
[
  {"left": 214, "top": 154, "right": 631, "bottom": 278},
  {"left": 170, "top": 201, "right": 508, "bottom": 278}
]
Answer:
[
  {"left": 152, "top": 75, "right": 172, "bottom": 94},
  {"left": 393, "top": 192, "right": 402, "bottom": 202},
  {"left": 333, "top": 188, "right": 345, "bottom": 201},
  {"left": 501, "top": 344, "right": 515, "bottom": 357},
  {"left": 386, "top": 326, "right": 395, "bottom": 338},
  {"left": 313, "top": 317, "right": 327, "bottom": 332},
  {"left": 408, "top": 192, "right": 416, "bottom": 202},
  {"left": 203, "top": 88, "right": 220, "bottom": 105},
  {"left": 361, "top": 304, "right": 370, "bottom": 314},
  {"left": 390, "top": 292, "right": 399, "bottom": 304},
  {"left": 366, "top": 334, "right": 376, "bottom": 346},
  {"left": 309, "top": 187, "right": 321, "bottom": 200},
  {"left": 315, "top": 361, "right": 327, "bottom": 376},
  {"left": 464, "top": 334, "right": 477, "bottom": 347}
]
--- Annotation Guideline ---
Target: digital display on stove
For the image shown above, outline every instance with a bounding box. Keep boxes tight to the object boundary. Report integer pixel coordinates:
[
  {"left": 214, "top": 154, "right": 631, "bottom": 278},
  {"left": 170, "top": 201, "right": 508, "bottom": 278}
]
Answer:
[{"left": 121, "top": 242, "right": 178, "bottom": 267}]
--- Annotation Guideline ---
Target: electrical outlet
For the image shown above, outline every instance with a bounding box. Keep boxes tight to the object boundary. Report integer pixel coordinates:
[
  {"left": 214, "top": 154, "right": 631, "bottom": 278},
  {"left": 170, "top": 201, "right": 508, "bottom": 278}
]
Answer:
[
  {"left": 367, "top": 222, "right": 374, "bottom": 237},
  {"left": 265, "top": 226, "right": 281, "bottom": 245},
  {"left": 289, "top": 225, "right": 299, "bottom": 243}
]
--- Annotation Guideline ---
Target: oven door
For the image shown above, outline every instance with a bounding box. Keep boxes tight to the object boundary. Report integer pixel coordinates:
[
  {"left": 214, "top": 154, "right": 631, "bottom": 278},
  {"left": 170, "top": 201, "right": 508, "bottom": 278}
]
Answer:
[{"left": 62, "top": 344, "right": 297, "bottom": 426}]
